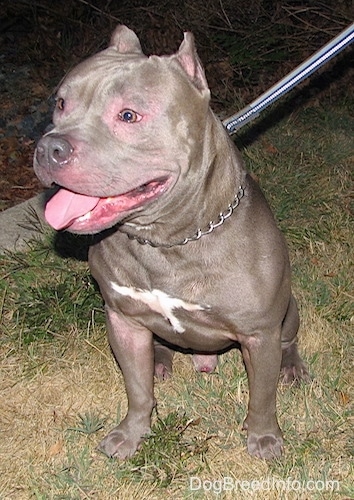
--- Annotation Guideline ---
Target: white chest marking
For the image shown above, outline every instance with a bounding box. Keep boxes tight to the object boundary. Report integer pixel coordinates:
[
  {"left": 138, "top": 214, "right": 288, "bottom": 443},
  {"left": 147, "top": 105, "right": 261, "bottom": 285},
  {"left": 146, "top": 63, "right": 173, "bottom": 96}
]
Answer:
[{"left": 110, "top": 283, "right": 205, "bottom": 333}]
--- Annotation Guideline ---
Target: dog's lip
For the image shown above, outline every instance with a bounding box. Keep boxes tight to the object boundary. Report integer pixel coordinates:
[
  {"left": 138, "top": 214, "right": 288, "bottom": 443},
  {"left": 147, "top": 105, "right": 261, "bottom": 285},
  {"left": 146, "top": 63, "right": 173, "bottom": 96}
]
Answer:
[{"left": 45, "top": 176, "right": 171, "bottom": 232}]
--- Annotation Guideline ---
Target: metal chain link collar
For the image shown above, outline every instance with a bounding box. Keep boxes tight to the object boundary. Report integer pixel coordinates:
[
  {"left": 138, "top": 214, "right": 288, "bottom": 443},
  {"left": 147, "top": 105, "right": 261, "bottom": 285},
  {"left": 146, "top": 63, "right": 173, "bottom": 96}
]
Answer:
[{"left": 123, "top": 185, "right": 245, "bottom": 248}]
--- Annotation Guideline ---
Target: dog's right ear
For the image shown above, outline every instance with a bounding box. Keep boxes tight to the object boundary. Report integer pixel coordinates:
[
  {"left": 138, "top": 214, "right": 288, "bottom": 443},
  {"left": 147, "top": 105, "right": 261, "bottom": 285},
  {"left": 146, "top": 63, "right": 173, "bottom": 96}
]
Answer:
[
  {"left": 110, "top": 25, "right": 143, "bottom": 54},
  {"left": 175, "top": 32, "right": 209, "bottom": 93}
]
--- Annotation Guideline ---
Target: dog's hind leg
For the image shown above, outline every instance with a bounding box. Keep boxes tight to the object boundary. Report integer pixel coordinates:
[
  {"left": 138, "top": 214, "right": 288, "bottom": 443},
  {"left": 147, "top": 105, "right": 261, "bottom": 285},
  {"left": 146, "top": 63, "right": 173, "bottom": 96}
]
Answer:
[{"left": 280, "top": 294, "right": 310, "bottom": 384}]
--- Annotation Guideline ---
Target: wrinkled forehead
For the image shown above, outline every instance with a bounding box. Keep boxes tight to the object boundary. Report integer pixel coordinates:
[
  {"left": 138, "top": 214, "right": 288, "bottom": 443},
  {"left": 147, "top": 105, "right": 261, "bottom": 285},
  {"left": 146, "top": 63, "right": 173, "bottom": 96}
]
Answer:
[{"left": 58, "top": 48, "right": 165, "bottom": 98}]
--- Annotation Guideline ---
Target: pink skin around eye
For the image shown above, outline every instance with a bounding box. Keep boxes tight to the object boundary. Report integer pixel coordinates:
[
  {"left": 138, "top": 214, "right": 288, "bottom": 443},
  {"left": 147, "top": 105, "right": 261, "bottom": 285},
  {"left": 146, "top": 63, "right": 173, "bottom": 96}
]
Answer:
[
  {"left": 102, "top": 95, "right": 163, "bottom": 136},
  {"left": 119, "top": 110, "right": 142, "bottom": 123},
  {"left": 102, "top": 101, "right": 144, "bottom": 138}
]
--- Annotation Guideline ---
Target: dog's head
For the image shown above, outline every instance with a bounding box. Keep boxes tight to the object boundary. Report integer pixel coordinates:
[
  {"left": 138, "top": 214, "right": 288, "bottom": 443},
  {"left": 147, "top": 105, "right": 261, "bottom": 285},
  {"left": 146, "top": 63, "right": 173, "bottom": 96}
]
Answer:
[{"left": 34, "top": 25, "right": 211, "bottom": 234}]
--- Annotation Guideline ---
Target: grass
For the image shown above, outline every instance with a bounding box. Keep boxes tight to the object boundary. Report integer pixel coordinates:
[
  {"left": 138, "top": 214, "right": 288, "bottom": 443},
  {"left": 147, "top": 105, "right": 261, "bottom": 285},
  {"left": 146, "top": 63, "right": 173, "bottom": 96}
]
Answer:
[
  {"left": 0, "top": 238, "right": 104, "bottom": 344},
  {"left": 1, "top": 6, "right": 353, "bottom": 500}
]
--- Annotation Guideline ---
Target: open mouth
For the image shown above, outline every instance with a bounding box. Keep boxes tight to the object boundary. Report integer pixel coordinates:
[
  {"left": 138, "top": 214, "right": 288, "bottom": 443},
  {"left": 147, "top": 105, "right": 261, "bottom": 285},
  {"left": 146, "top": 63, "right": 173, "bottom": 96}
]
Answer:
[{"left": 45, "top": 177, "right": 170, "bottom": 232}]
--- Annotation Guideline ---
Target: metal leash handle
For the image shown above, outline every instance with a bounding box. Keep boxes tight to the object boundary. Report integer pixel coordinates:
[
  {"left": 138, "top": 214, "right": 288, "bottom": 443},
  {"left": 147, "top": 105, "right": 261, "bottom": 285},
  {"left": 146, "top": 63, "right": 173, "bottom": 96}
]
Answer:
[{"left": 222, "top": 22, "right": 354, "bottom": 134}]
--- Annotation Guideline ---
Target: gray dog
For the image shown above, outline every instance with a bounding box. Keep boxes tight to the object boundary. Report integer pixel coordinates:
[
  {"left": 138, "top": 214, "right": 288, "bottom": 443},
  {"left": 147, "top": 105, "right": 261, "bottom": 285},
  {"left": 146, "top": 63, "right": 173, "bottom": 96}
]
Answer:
[{"left": 34, "top": 25, "right": 309, "bottom": 460}]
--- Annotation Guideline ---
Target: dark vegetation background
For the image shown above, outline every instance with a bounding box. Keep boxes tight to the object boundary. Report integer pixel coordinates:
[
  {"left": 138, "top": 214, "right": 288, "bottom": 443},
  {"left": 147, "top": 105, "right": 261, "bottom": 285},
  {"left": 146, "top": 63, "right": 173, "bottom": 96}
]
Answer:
[{"left": 0, "top": 0, "right": 353, "bottom": 209}]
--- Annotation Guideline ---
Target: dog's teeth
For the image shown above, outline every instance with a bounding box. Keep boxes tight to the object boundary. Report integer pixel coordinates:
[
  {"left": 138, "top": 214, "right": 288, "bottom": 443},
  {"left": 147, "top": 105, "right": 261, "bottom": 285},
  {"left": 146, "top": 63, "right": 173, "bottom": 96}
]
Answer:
[{"left": 77, "top": 211, "right": 92, "bottom": 222}]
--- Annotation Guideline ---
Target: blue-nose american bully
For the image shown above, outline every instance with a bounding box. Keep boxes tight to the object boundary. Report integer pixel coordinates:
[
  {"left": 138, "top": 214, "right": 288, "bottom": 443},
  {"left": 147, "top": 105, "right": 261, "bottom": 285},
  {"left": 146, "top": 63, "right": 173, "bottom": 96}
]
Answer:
[{"left": 34, "top": 25, "right": 309, "bottom": 460}]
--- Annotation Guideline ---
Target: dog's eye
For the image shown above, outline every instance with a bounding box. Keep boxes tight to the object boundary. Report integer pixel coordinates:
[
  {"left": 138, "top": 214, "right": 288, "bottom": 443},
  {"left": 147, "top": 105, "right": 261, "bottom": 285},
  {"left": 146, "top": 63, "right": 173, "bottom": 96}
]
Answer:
[
  {"left": 118, "top": 109, "right": 140, "bottom": 123},
  {"left": 56, "top": 97, "right": 65, "bottom": 111}
]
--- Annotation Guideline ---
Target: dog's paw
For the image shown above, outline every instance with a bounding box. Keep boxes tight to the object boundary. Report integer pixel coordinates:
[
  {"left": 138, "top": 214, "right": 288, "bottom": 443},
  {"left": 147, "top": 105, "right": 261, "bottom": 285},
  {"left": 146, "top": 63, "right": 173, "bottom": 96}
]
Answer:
[
  {"left": 281, "top": 343, "right": 311, "bottom": 385},
  {"left": 154, "top": 361, "right": 172, "bottom": 380},
  {"left": 192, "top": 353, "right": 218, "bottom": 373},
  {"left": 247, "top": 433, "right": 283, "bottom": 460},
  {"left": 98, "top": 424, "right": 150, "bottom": 459},
  {"left": 280, "top": 360, "right": 311, "bottom": 385},
  {"left": 154, "top": 344, "right": 173, "bottom": 381}
]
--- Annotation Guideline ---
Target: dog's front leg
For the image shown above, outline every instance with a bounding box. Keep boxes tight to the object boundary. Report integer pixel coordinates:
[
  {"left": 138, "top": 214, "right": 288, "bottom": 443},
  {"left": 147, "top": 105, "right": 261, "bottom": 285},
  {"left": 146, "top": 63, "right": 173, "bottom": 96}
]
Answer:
[
  {"left": 240, "top": 328, "right": 283, "bottom": 459},
  {"left": 98, "top": 306, "right": 155, "bottom": 459}
]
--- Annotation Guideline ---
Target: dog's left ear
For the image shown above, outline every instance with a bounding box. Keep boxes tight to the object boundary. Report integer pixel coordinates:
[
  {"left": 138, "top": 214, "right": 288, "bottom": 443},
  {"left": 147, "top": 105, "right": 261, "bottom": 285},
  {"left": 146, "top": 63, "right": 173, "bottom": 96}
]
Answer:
[
  {"left": 110, "top": 25, "right": 143, "bottom": 55},
  {"left": 175, "top": 33, "right": 209, "bottom": 92}
]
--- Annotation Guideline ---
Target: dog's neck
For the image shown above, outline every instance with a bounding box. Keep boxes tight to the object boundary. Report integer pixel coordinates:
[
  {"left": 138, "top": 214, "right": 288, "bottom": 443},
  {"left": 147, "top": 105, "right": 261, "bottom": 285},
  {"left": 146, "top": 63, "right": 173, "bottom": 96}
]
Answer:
[
  {"left": 121, "top": 185, "right": 245, "bottom": 248},
  {"left": 119, "top": 113, "right": 246, "bottom": 247}
]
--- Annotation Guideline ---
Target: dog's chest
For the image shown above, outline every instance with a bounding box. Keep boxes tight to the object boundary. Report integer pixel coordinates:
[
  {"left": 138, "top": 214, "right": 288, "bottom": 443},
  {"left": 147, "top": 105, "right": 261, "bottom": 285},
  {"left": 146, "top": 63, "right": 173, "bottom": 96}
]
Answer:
[
  {"left": 110, "top": 282, "right": 207, "bottom": 334},
  {"left": 106, "top": 280, "right": 238, "bottom": 349},
  {"left": 89, "top": 236, "right": 241, "bottom": 348}
]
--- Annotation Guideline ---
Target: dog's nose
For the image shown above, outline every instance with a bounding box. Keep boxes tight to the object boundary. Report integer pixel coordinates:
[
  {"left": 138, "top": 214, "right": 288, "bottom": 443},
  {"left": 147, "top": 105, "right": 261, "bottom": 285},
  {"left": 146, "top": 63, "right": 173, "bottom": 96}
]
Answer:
[{"left": 36, "top": 134, "right": 73, "bottom": 169}]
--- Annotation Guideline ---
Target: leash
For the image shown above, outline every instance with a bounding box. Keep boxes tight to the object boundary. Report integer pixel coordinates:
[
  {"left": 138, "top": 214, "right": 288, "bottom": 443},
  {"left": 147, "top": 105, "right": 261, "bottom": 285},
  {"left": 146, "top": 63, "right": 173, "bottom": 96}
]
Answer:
[{"left": 223, "top": 22, "right": 354, "bottom": 134}]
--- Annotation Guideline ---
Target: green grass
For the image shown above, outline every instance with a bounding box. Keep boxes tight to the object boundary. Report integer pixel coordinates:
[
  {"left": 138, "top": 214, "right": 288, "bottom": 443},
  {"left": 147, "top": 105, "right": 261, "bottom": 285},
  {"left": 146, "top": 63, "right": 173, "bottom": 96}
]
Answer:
[{"left": 0, "top": 237, "right": 104, "bottom": 345}]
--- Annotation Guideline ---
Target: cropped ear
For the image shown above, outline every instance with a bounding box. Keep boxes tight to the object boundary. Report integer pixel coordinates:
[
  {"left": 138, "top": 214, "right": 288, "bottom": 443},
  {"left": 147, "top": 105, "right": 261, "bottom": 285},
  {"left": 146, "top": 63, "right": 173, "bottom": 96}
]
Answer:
[
  {"left": 109, "top": 25, "right": 143, "bottom": 54},
  {"left": 175, "top": 32, "right": 209, "bottom": 92}
]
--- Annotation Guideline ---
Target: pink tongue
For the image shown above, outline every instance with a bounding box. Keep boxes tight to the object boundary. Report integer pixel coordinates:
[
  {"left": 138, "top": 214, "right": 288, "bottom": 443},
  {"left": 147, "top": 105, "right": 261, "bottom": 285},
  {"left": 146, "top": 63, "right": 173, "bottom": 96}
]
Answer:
[{"left": 45, "top": 188, "right": 100, "bottom": 230}]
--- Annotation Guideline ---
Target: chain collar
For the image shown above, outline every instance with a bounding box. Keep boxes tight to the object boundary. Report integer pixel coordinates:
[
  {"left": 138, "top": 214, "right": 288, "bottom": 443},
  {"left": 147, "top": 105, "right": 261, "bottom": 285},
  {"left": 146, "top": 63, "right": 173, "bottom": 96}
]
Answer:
[{"left": 122, "top": 186, "right": 245, "bottom": 248}]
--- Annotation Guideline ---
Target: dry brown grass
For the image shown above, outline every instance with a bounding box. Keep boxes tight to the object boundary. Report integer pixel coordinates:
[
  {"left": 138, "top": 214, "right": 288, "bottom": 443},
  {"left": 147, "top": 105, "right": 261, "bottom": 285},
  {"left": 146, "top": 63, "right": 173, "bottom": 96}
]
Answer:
[{"left": 0, "top": 309, "right": 352, "bottom": 498}]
